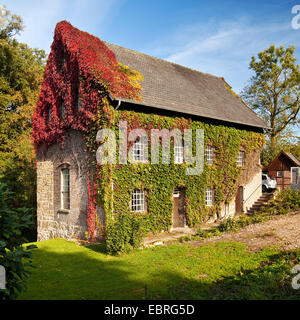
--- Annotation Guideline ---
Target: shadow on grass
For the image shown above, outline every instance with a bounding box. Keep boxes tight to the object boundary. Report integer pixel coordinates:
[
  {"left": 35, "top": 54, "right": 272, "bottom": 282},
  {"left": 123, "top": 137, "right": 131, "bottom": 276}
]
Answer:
[
  {"left": 83, "top": 243, "right": 107, "bottom": 254},
  {"left": 209, "top": 251, "right": 300, "bottom": 300},
  {"left": 19, "top": 241, "right": 300, "bottom": 300}
]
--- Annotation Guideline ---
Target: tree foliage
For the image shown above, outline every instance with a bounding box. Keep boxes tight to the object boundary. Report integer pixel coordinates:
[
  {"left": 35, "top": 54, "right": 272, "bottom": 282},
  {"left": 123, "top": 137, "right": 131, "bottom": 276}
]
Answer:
[
  {"left": 0, "top": 6, "right": 46, "bottom": 213},
  {"left": 0, "top": 182, "right": 37, "bottom": 300},
  {"left": 0, "top": 5, "right": 23, "bottom": 40},
  {"left": 241, "top": 45, "right": 300, "bottom": 155}
]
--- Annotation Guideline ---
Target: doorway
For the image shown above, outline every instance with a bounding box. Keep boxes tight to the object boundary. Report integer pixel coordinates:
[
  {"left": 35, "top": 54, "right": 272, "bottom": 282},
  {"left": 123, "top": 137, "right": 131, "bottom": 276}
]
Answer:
[
  {"left": 235, "top": 186, "right": 243, "bottom": 214},
  {"left": 172, "top": 188, "right": 186, "bottom": 228}
]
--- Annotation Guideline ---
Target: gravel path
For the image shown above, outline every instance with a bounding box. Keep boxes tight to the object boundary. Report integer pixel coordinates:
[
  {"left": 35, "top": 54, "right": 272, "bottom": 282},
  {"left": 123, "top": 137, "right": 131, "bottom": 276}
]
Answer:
[{"left": 187, "top": 211, "right": 300, "bottom": 252}]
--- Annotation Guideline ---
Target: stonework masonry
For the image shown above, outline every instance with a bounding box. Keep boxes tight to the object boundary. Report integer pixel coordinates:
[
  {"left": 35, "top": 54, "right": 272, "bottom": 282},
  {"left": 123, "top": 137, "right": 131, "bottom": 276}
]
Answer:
[{"left": 37, "top": 130, "right": 89, "bottom": 241}]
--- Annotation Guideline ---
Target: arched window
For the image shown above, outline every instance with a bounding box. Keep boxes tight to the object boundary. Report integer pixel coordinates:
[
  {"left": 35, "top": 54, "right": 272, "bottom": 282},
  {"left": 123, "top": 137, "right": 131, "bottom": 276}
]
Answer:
[{"left": 61, "top": 168, "right": 70, "bottom": 210}]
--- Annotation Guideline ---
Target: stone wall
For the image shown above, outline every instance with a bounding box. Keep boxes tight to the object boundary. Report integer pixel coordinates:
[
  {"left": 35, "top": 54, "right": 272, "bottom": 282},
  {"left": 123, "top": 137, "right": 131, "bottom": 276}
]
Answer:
[
  {"left": 37, "top": 160, "right": 54, "bottom": 240},
  {"left": 37, "top": 130, "right": 90, "bottom": 241}
]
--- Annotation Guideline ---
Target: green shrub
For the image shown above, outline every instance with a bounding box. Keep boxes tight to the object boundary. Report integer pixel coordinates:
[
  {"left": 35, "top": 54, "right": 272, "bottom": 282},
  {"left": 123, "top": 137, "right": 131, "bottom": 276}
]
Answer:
[
  {"left": 105, "top": 214, "right": 147, "bottom": 254},
  {"left": 0, "top": 183, "right": 37, "bottom": 300},
  {"left": 130, "top": 217, "right": 147, "bottom": 249}
]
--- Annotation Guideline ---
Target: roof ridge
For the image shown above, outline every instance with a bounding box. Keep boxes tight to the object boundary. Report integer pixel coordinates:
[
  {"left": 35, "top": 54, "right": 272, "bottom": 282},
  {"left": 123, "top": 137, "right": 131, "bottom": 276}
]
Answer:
[
  {"left": 102, "top": 39, "right": 267, "bottom": 129},
  {"left": 103, "top": 41, "right": 221, "bottom": 81}
]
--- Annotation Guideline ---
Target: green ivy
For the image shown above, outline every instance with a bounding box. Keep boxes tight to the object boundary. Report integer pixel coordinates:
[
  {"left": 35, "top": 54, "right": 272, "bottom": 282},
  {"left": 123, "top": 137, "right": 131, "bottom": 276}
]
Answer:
[{"left": 86, "top": 99, "right": 265, "bottom": 253}]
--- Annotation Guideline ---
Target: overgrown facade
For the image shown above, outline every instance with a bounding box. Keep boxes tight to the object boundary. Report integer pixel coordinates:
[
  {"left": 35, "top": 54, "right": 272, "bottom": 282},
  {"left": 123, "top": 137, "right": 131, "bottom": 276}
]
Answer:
[{"left": 33, "top": 21, "right": 266, "bottom": 251}]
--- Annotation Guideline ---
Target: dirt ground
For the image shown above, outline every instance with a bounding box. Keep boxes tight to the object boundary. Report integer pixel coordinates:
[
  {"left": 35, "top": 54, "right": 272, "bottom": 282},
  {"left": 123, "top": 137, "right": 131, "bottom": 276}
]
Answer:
[{"left": 187, "top": 211, "right": 300, "bottom": 252}]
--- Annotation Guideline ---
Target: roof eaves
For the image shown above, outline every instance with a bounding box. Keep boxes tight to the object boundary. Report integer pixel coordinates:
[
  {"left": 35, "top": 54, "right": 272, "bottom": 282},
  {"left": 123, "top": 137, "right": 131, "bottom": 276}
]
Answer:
[
  {"left": 282, "top": 151, "right": 300, "bottom": 166},
  {"left": 115, "top": 97, "right": 268, "bottom": 129}
]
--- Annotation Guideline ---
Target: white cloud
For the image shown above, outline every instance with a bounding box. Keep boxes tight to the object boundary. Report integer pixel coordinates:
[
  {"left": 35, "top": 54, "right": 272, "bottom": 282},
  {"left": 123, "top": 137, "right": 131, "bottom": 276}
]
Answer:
[{"left": 144, "top": 18, "right": 300, "bottom": 93}]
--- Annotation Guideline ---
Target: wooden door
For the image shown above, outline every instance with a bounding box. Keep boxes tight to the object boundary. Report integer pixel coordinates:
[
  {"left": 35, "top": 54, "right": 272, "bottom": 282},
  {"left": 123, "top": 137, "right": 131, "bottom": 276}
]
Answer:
[
  {"left": 235, "top": 186, "right": 243, "bottom": 214},
  {"left": 172, "top": 188, "right": 186, "bottom": 228}
]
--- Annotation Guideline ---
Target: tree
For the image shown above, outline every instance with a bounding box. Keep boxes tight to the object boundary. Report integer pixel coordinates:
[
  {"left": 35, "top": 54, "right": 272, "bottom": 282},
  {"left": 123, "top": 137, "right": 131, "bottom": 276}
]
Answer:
[
  {"left": 0, "top": 6, "right": 46, "bottom": 218},
  {"left": 241, "top": 45, "right": 300, "bottom": 157},
  {"left": 0, "top": 5, "right": 23, "bottom": 40}
]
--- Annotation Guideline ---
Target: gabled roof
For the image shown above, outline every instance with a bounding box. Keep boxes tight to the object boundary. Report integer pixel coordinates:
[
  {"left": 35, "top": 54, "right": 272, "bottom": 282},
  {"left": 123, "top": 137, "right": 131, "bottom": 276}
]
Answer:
[
  {"left": 264, "top": 150, "right": 300, "bottom": 171},
  {"left": 105, "top": 42, "right": 267, "bottom": 129},
  {"left": 284, "top": 151, "right": 300, "bottom": 166}
]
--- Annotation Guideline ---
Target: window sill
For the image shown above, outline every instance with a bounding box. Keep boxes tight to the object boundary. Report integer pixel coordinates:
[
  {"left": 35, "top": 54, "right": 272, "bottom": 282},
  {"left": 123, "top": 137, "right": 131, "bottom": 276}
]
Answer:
[
  {"left": 132, "top": 161, "right": 149, "bottom": 164},
  {"left": 57, "top": 209, "right": 70, "bottom": 214},
  {"left": 131, "top": 211, "right": 148, "bottom": 215}
]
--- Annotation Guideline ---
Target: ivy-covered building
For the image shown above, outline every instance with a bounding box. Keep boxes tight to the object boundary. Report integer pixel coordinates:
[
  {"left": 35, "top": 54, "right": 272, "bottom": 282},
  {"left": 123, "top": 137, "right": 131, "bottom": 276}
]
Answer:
[{"left": 33, "top": 21, "right": 267, "bottom": 251}]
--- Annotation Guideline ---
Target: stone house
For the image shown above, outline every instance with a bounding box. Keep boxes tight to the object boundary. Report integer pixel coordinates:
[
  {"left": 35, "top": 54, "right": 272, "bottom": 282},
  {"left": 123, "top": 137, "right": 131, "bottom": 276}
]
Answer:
[
  {"left": 263, "top": 151, "right": 300, "bottom": 190},
  {"left": 33, "top": 21, "right": 267, "bottom": 243}
]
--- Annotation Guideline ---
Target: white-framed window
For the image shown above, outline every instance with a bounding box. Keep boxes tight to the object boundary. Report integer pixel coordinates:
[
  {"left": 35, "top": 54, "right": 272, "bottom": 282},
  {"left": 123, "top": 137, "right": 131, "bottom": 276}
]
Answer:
[
  {"left": 237, "top": 150, "right": 245, "bottom": 167},
  {"left": 206, "top": 145, "right": 214, "bottom": 165},
  {"left": 133, "top": 138, "right": 147, "bottom": 162},
  {"left": 174, "top": 143, "right": 184, "bottom": 164},
  {"left": 131, "top": 189, "right": 145, "bottom": 212},
  {"left": 61, "top": 168, "right": 70, "bottom": 210},
  {"left": 205, "top": 188, "right": 214, "bottom": 207},
  {"left": 277, "top": 171, "right": 283, "bottom": 178}
]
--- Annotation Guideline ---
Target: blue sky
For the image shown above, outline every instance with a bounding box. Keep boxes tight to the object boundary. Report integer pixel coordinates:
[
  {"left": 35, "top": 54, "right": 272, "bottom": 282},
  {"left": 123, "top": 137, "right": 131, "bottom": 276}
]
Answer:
[{"left": 5, "top": 0, "right": 300, "bottom": 95}]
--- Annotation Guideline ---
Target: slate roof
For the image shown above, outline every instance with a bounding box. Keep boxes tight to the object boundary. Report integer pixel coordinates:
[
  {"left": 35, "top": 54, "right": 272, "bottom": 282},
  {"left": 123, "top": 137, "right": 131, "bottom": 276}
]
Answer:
[{"left": 105, "top": 42, "right": 267, "bottom": 129}]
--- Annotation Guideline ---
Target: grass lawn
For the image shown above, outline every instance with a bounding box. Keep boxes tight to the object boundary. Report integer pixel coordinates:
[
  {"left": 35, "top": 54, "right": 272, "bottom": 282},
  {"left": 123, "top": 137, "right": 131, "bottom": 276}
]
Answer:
[{"left": 18, "top": 239, "right": 300, "bottom": 300}]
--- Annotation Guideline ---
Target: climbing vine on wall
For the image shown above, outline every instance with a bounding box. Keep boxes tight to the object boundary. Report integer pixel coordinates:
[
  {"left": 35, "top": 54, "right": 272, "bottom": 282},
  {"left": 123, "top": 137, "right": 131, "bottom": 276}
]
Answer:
[
  {"left": 91, "top": 103, "right": 265, "bottom": 253},
  {"left": 32, "top": 21, "right": 265, "bottom": 252},
  {"left": 31, "top": 20, "right": 142, "bottom": 148},
  {"left": 31, "top": 21, "right": 143, "bottom": 241}
]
